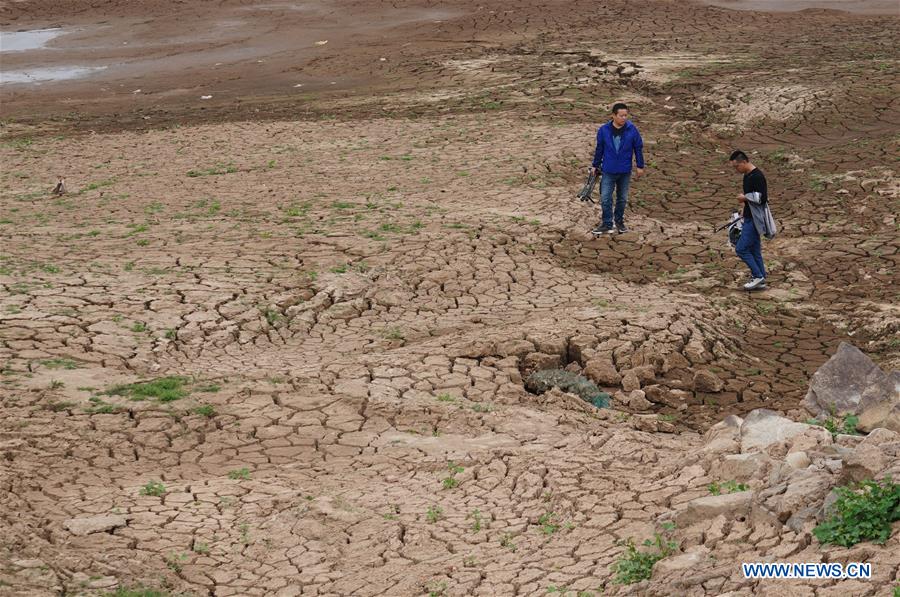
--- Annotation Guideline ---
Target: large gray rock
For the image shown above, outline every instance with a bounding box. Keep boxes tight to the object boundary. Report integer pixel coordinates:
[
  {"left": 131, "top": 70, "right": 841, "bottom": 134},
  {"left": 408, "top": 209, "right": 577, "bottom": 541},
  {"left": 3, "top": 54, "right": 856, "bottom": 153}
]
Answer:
[
  {"left": 63, "top": 514, "right": 128, "bottom": 536},
  {"left": 583, "top": 357, "right": 621, "bottom": 386},
  {"left": 674, "top": 491, "right": 753, "bottom": 527},
  {"left": 653, "top": 545, "right": 711, "bottom": 576},
  {"left": 803, "top": 343, "right": 898, "bottom": 423},
  {"left": 740, "top": 409, "right": 811, "bottom": 454},
  {"left": 703, "top": 415, "right": 742, "bottom": 454},
  {"left": 857, "top": 375, "right": 900, "bottom": 433}
]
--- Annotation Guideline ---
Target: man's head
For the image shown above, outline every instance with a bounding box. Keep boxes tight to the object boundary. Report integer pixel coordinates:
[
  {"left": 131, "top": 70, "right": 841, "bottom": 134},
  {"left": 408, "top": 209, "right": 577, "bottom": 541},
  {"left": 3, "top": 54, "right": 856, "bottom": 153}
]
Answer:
[
  {"left": 611, "top": 102, "right": 629, "bottom": 127},
  {"left": 729, "top": 150, "right": 753, "bottom": 173}
]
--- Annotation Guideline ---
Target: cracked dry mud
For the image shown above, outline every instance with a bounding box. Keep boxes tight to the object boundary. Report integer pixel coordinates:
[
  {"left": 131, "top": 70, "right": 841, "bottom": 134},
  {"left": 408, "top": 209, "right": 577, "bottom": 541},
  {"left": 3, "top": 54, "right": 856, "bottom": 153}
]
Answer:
[{"left": 1, "top": 0, "right": 899, "bottom": 595}]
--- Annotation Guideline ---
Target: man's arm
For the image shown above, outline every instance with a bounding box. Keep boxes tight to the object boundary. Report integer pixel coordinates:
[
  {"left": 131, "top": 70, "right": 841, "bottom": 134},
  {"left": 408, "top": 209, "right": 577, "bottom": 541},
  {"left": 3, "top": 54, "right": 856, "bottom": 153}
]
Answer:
[
  {"left": 633, "top": 129, "right": 645, "bottom": 169},
  {"left": 591, "top": 128, "right": 604, "bottom": 173}
]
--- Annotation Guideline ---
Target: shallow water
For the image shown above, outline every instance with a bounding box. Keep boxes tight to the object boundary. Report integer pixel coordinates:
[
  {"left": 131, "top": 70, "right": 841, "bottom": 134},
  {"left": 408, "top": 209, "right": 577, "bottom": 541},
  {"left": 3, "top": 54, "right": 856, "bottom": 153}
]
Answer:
[
  {"left": 0, "top": 28, "right": 64, "bottom": 52},
  {"left": 0, "top": 66, "right": 107, "bottom": 85}
]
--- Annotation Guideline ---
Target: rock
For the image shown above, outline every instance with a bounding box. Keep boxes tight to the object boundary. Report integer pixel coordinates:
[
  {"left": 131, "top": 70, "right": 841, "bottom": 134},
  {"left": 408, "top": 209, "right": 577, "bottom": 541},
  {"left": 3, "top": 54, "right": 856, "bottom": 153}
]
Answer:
[
  {"left": 785, "top": 451, "right": 810, "bottom": 470},
  {"left": 653, "top": 546, "right": 711, "bottom": 576},
  {"left": 740, "top": 409, "right": 812, "bottom": 454},
  {"left": 803, "top": 342, "right": 898, "bottom": 421},
  {"left": 859, "top": 427, "right": 899, "bottom": 446},
  {"left": 840, "top": 443, "right": 887, "bottom": 483},
  {"left": 63, "top": 514, "right": 128, "bottom": 536},
  {"left": 693, "top": 369, "right": 724, "bottom": 393},
  {"left": 620, "top": 65, "right": 638, "bottom": 77},
  {"left": 703, "top": 415, "right": 742, "bottom": 454},
  {"left": 719, "top": 452, "right": 770, "bottom": 480},
  {"left": 496, "top": 338, "right": 535, "bottom": 358},
  {"left": 522, "top": 352, "right": 561, "bottom": 373},
  {"left": 762, "top": 468, "right": 833, "bottom": 522},
  {"left": 645, "top": 384, "right": 696, "bottom": 408},
  {"left": 785, "top": 426, "right": 833, "bottom": 454},
  {"left": 583, "top": 357, "right": 621, "bottom": 385},
  {"left": 621, "top": 370, "right": 640, "bottom": 392},
  {"left": 857, "top": 382, "right": 900, "bottom": 433},
  {"left": 674, "top": 491, "right": 753, "bottom": 527},
  {"left": 620, "top": 389, "right": 653, "bottom": 411}
]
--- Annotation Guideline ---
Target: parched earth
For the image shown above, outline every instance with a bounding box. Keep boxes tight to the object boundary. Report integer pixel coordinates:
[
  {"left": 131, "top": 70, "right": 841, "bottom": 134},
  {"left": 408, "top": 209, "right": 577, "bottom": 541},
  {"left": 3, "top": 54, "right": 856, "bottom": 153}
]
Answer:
[{"left": 1, "top": 0, "right": 899, "bottom": 596}]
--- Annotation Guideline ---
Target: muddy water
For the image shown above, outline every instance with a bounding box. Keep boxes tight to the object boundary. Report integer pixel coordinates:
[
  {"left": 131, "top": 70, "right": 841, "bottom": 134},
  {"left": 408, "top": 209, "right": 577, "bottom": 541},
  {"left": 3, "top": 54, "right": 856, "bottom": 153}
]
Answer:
[{"left": 698, "top": 0, "right": 899, "bottom": 14}]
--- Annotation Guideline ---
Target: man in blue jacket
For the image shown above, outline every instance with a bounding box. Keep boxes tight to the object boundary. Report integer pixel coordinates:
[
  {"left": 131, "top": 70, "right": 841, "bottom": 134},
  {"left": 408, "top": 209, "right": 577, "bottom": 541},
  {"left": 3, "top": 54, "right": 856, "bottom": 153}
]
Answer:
[{"left": 590, "top": 103, "right": 645, "bottom": 235}]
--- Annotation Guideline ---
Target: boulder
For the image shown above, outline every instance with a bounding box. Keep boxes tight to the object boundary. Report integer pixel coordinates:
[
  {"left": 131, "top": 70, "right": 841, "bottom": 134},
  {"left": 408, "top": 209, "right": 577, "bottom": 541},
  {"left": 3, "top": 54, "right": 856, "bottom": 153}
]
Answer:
[
  {"left": 693, "top": 369, "right": 724, "bottom": 393},
  {"left": 583, "top": 357, "right": 621, "bottom": 385},
  {"left": 63, "top": 514, "right": 128, "bottom": 536},
  {"left": 803, "top": 343, "right": 898, "bottom": 423},
  {"left": 522, "top": 352, "right": 562, "bottom": 373},
  {"left": 840, "top": 443, "right": 887, "bottom": 483},
  {"left": 761, "top": 468, "right": 833, "bottom": 523},
  {"left": 674, "top": 491, "right": 753, "bottom": 527},
  {"left": 653, "top": 546, "right": 711, "bottom": 576},
  {"left": 703, "top": 415, "right": 742, "bottom": 454},
  {"left": 740, "top": 409, "right": 811, "bottom": 454},
  {"left": 785, "top": 451, "right": 811, "bottom": 470},
  {"left": 617, "top": 389, "right": 653, "bottom": 411},
  {"left": 857, "top": 380, "right": 900, "bottom": 433},
  {"left": 719, "top": 452, "right": 770, "bottom": 481}
]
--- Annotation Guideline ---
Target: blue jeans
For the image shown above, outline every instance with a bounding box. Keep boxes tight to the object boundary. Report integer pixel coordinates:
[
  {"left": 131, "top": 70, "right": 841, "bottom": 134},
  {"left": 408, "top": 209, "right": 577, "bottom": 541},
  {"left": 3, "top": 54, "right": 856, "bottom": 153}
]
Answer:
[
  {"left": 600, "top": 172, "right": 631, "bottom": 227},
  {"left": 735, "top": 218, "right": 766, "bottom": 279}
]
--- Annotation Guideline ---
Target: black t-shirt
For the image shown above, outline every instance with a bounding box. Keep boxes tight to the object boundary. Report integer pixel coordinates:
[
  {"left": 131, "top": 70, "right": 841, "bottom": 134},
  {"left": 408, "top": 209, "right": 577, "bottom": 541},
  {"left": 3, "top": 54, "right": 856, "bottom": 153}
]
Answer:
[
  {"left": 742, "top": 168, "right": 767, "bottom": 219},
  {"left": 611, "top": 124, "right": 625, "bottom": 137}
]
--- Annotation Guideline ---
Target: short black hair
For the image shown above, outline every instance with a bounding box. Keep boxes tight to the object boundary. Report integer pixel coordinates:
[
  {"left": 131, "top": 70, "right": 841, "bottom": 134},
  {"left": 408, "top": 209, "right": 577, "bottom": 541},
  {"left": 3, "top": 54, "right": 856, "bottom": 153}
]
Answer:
[
  {"left": 729, "top": 150, "right": 749, "bottom": 162},
  {"left": 611, "top": 102, "right": 628, "bottom": 115}
]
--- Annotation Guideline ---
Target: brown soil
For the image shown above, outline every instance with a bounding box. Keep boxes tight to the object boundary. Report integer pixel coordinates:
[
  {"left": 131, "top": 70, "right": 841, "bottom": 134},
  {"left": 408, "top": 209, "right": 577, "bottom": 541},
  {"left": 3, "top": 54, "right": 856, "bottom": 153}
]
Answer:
[{"left": 1, "top": 0, "right": 898, "bottom": 595}]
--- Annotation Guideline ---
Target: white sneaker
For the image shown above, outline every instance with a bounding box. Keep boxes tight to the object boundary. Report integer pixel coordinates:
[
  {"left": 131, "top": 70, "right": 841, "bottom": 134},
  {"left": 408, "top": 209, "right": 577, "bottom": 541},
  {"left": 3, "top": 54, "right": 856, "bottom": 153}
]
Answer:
[{"left": 743, "top": 277, "right": 766, "bottom": 290}]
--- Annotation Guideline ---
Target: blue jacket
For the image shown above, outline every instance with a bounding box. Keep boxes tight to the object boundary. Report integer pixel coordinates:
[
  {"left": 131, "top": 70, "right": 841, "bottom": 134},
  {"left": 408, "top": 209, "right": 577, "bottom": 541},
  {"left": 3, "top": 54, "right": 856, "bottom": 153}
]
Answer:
[{"left": 592, "top": 121, "right": 645, "bottom": 174}]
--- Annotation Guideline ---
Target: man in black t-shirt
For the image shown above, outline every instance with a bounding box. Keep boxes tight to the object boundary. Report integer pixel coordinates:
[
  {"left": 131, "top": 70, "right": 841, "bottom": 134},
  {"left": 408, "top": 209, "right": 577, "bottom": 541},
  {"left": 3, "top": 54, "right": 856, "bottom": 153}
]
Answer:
[{"left": 729, "top": 150, "right": 768, "bottom": 290}]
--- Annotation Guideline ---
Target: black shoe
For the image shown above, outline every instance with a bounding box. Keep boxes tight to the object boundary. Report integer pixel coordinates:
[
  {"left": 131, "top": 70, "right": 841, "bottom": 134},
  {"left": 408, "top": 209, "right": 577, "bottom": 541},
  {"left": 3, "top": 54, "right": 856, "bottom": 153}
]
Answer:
[
  {"left": 591, "top": 224, "right": 614, "bottom": 236},
  {"left": 615, "top": 222, "right": 628, "bottom": 234}
]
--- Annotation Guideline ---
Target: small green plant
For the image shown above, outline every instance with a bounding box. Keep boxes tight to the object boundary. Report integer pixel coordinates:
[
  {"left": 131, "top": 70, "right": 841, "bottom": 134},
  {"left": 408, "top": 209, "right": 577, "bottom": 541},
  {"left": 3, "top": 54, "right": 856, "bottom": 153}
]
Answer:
[
  {"left": 436, "top": 393, "right": 455, "bottom": 402},
  {"left": 238, "top": 522, "right": 251, "bottom": 545},
  {"left": 228, "top": 467, "right": 251, "bottom": 480},
  {"left": 140, "top": 480, "right": 166, "bottom": 497},
  {"left": 442, "top": 477, "right": 459, "bottom": 490},
  {"left": 104, "top": 586, "right": 171, "bottom": 597},
  {"left": 500, "top": 533, "right": 517, "bottom": 552},
  {"left": 470, "top": 403, "right": 493, "bottom": 412},
  {"left": 807, "top": 405, "right": 861, "bottom": 438},
  {"left": 813, "top": 477, "right": 900, "bottom": 547},
  {"left": 469, "top": 509, "right": 482, "bottom": 532},
  {"left": 194, "top": 405, "right": 216, "bottom": 417},
  {"left": 330, "top": 264, "right": 348, "bottom": 274},
  {"left": 425, "top": 580, "right": 447, "bottom": 597},
  {"left": 538, "top": 512, "right": 559, "bottom": 535},
  {"left": 892, "top": 585, "right": 899, "bottom": 597},
  {"left": 165, "top": 552, "right": 187, "bottom": 572},
  {"left": 612, "top": 530, "right": 678, "bottom": 584},
  {"left": 381, "top": 327, "right": 404, "bottom": 341},
  {"left": 132, "top": 322, "right": 147, "bottom": 332},
  {"left": 261, "top": 308, "right": 282, "bottom": 326},
  {"left": 187, "top": 163, "right": 237, "bottom": 177},
  {"left": 106, "top": 376, "right": 188, "bottom": 403},
  {"left": 193, "top": 541, "right": 210, "bottom": 554},
  {"left": 49, "top": 380, "right": 65, "bottom": 390},
  {"left": 426, "top": 505, "right": 443, "bottom": 523},
  {"left": 708, "top": 480, "right": 749, "bottom": 495}
]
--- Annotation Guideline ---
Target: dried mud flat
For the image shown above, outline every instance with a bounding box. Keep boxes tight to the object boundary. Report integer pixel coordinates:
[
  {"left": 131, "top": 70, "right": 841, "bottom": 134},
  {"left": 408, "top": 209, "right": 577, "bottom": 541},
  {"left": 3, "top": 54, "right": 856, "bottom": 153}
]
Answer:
[{"left": 1, "top": 0, "right": 899, "bottom": 596}]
